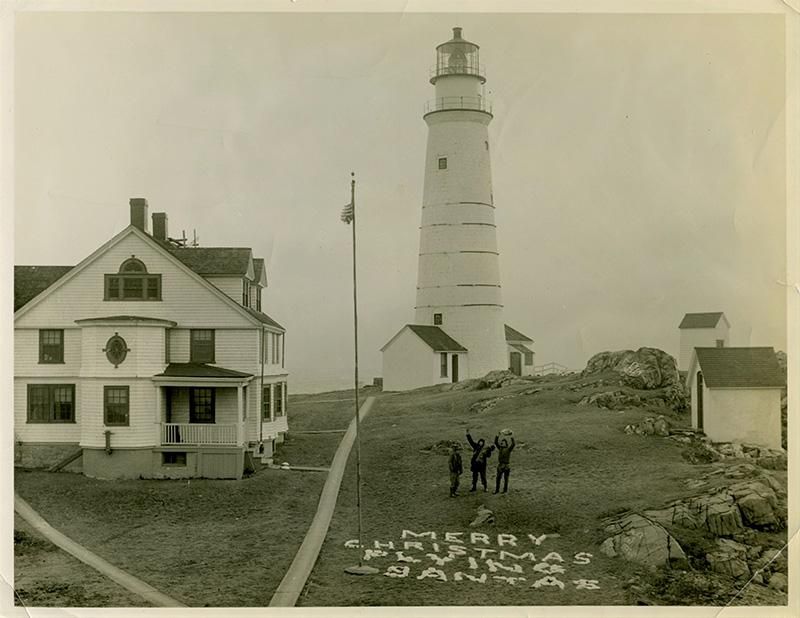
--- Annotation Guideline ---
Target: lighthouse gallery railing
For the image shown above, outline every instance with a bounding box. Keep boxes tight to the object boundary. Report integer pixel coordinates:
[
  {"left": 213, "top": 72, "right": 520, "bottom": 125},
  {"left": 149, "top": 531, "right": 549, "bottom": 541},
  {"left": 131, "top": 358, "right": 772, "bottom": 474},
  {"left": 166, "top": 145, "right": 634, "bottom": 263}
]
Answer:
[{"left": 424, "top": 96, "right": 493, "bottom": 114}]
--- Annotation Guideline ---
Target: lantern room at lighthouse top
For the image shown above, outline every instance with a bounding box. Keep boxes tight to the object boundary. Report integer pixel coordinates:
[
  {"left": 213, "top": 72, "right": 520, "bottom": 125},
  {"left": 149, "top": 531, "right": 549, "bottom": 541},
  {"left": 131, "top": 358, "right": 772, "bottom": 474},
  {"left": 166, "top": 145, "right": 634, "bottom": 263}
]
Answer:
[{"left": 431, "top": 27, "right": 485, "bottom": 84}]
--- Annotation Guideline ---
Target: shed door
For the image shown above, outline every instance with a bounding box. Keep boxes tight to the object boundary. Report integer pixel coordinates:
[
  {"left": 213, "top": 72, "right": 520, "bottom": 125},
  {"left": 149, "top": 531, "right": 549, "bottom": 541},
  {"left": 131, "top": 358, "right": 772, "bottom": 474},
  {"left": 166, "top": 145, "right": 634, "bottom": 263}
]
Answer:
[
  {"left": 451, "top": 355, "right": 459, "bottom": 383},
  {"left": 696, "top": 371, "right": 704, "bottom": 430},
  {"left": 510, "top": 352, "right": 522, "bottom": 376}
]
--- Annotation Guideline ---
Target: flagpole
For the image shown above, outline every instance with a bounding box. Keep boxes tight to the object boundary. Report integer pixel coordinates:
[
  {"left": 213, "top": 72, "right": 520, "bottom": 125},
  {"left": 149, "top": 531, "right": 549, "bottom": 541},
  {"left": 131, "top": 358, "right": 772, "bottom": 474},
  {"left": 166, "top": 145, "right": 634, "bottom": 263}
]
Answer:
[{"left": 345, "top": 172, "right": 377, "bottom": 576}]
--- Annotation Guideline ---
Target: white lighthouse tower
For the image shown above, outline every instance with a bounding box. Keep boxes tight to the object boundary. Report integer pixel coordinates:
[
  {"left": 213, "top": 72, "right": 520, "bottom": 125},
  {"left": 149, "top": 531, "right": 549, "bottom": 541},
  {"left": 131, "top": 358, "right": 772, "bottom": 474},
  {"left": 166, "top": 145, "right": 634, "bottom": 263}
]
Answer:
[
  {"left": 414, "top": 27, "right": 507, "bottom": 377},
  {"left": 381, "top": 28, "right": 530, "bottom": 391}
]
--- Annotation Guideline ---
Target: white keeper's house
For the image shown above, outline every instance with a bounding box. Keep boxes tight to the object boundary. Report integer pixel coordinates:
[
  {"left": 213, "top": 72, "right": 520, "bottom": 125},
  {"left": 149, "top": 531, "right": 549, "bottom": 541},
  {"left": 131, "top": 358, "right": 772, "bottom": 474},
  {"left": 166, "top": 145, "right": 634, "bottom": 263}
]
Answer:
[{"left": 14, "top": 198, "right": 288, "bottom": 480}]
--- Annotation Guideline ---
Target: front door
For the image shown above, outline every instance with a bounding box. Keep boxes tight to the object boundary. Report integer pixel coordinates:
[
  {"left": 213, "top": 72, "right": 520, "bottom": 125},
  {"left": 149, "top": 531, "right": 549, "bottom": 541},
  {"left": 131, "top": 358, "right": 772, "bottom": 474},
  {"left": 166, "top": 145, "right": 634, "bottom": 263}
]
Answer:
[
  {"left": 510, "top": 352, "right": 522, "bottom": 376},
  {"left": 451, "top": 355, "right": 459, "bottom": 383},
  {"left": 696, "top": 372, "right": 704, "bottom": 430}
]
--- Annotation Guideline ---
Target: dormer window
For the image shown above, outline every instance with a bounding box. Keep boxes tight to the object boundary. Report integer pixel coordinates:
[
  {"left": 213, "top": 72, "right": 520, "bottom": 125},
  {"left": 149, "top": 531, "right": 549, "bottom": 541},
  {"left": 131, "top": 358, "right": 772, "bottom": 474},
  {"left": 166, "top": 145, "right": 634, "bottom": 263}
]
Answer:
[
  {"left": 105, "top": 257, "right": 162, "bottom": 301},
  {"left": 243, "top": 278, "right": 251, "bottom": 307}
]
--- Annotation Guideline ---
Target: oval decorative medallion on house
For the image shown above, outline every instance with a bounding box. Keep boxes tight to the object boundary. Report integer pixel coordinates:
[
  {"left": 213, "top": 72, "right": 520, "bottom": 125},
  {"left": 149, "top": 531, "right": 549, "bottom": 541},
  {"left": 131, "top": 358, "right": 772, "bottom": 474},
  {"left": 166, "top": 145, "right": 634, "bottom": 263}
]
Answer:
[{"left": 104, "top": 333, "right": 130, "bottom": 368}]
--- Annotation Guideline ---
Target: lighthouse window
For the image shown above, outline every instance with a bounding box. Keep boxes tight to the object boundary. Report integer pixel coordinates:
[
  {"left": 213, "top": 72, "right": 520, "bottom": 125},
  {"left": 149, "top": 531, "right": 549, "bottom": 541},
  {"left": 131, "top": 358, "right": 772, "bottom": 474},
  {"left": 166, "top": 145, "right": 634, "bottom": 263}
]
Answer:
[
  {"left": 433, "top": 313, "right": 443, "bottom": 325},
  {"left": 438, "top": 157, "right": 448, "bottom": 170}
]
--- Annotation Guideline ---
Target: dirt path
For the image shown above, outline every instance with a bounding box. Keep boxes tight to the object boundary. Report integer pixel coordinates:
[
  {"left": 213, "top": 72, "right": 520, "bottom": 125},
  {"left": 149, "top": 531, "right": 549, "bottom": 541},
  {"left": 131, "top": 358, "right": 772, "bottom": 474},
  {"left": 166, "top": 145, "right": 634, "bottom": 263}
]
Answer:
[
  {"left": 269, "top": 396, "right": 376, "bottom": 607},
  {"left": 14, "top": 495, "right": 186, "bottom": 608}
]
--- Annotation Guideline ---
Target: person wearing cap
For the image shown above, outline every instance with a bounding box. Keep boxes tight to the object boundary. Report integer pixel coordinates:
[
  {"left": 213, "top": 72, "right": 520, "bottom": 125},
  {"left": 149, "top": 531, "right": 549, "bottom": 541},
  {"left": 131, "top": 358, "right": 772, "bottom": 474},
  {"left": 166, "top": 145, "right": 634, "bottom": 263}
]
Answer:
[
  {"left": 493, "top": 432, "right": 516, "bottom": 494},
  {"left": 466, "top": 428, "right": 494, "bottom": 492},
  {"left": 448, "top": 443, "right": 463, "bottom": 497}
]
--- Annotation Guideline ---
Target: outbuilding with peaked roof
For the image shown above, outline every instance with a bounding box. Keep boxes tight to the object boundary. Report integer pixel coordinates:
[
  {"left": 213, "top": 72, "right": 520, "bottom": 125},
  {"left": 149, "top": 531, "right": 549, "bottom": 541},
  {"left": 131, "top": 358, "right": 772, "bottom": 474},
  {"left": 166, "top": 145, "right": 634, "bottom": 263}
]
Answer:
[
  {"left": 677, "top": 311, "right": 730, "bottom": 371},
  {"left": 686, "top": 347, "right": 784, "bottom": 450}
]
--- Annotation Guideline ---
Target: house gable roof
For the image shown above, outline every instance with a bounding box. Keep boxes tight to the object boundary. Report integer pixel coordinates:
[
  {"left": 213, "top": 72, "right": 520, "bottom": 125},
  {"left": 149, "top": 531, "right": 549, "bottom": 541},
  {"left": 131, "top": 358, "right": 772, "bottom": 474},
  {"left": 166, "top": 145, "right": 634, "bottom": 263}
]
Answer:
[
  {"left": 14, "top": 266, "right": 74, "bottom": 311},
  {"left": 505, "top": 324, "right": 533, "bottom": 342},
  {"left": 510, "top": 343, "right": 534, "bottom": 355},
  {"left": 695, "top": 347, "right": 785, "bottom": 388},
  {"left": 407, "top": 325, "right": 467, "bottom": 352},
  {"left": 14, "top": 226, "right": 284, "bottom": 332},
  {"left": 679, "top": 312, "right": 727, "bottom": 329},
  {"left": 169, "top": 247, "right": 254, "bottom": 278}
]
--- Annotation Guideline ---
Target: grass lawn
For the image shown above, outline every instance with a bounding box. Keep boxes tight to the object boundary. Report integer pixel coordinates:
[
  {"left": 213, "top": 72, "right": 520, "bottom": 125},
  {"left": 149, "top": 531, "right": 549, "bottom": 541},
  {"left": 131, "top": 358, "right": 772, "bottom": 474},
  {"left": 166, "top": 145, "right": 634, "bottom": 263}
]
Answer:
[
  {"left": 299, "top": 374, "right": 725, "bottom": 606},
  {"left": 13, "top": 392, "right": 360, "bottom": 607},
  {"left": 14, "top": 515, "right": 150, "bottom": 607}
]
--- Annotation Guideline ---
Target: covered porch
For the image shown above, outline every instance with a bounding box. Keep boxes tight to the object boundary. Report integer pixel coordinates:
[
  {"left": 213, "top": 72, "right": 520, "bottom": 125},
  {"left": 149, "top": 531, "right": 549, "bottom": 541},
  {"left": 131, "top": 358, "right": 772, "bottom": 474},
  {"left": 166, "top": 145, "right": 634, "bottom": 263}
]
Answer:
[{"left": 152, "top": 363, "right": 254, "bottom": 447}]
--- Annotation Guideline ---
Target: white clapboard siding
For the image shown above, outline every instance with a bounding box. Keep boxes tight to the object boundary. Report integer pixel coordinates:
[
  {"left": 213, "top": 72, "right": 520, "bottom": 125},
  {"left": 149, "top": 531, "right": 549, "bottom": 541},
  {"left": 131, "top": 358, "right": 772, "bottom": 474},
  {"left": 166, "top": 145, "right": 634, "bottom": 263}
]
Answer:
[
  {"left": 15, "top": 231, "right": 256, "bottom": 330},
  {"left": 167, "top": 329, "right": 258, "bottom": 373},
  {"left": 78, "top": 325, "right": 166, "bottom": 378},
  {"left": 206, "top": 276, "right": 244, "bottom": 303},
  {"left": 15, "top": 328, "right": 82, "bottom": 377},
  {"left": 14, "top": 379, "right": 82, "bottom": 443},
  {"left": 79, "top": 379, "right": 160, "bottom": 448}
]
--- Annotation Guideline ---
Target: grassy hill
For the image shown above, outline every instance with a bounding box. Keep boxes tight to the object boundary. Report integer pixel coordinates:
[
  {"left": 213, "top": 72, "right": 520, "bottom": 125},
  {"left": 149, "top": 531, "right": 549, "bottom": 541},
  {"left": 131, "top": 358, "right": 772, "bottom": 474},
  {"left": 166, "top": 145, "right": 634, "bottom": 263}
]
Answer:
[{"left": 299, "top": 372, "right": 788, "bottom": 607}]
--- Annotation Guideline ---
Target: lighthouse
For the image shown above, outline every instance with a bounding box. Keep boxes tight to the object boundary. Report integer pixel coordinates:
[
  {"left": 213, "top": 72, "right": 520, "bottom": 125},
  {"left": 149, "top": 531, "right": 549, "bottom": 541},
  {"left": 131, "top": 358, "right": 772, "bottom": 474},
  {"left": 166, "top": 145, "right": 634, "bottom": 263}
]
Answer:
[{"left": 381, "top": 28, "right": 533, "bottom": 391}]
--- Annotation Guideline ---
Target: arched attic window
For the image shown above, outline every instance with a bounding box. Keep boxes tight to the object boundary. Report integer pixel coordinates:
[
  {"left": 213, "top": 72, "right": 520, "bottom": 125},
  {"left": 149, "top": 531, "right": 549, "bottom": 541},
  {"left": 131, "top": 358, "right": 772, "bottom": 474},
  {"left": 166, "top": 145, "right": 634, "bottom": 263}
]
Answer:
[{"left": 105, "top": 256, "right": 162, "bottom": 301}]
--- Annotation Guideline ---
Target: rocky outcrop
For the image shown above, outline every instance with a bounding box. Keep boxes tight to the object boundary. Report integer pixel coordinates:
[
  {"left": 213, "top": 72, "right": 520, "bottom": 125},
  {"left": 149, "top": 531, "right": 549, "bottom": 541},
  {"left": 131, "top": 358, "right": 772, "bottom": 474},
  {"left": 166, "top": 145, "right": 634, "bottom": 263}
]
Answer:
[
  {"left": 600, "top": 513, "right": 687, "bottom": 567},
  {"left": 578, "top": 390, "right": 644, "bottom": 410},
  {"left": 706, "top": 538, "right": 750, "bottom": 579},
  {"left": 625, "top": 415, "right": 671, "bottom": 437},
  {"left": 583, "top": 348, "right": 680, "bottom": 389}
]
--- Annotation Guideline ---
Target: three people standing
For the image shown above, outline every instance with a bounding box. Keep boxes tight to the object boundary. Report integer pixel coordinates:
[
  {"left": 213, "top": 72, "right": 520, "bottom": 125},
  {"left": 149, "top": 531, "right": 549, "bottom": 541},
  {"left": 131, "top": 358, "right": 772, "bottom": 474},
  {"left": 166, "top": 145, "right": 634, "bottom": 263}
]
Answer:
[{"left": 449, "top": 428, "right": 514, "bottom": 496}]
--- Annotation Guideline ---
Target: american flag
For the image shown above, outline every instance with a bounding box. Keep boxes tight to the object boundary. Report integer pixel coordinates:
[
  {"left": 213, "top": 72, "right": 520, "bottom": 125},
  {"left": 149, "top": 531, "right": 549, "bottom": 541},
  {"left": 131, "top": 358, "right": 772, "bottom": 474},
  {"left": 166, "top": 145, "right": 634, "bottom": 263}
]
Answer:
[{"left": 341, "top": 201, "right": 354, "bottom": 224}]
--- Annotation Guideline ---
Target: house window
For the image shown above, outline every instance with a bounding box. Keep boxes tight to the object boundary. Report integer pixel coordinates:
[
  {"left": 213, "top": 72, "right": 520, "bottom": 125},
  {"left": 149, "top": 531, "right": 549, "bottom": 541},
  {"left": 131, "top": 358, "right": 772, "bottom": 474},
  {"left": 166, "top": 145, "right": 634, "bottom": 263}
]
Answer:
[
  {"left": 433, "top": 313, "right": 443, "bottom": 326},
  {"left": 438, "top": 157, "right": 448, "bottom": 170},
  {"left": 524, "top": 352, "right": 534, "bottom": 366},
  {"left": 190, "top": 388, "right": 215, "bottom": 423},
  {"left": 262, "top": 385, "right": 272, "bottom": 420},
  {"left": 190, "top": 330, "right": 215, "bottom": 363},
  {"left": 105, "top": 257, "right": 161, "bottom": 301},
  {"left": 104, "top": 386, "right": 129, "bottom": 426},
  {"left": 716, "top": 339, "right": 725, "bottom": 348},
  {"left": 39, "top": 329, "right": 64, "bottom": 363},
  {"left": 243, "top": 279, "right": 250, "bottom": 307},
  {"left": 27, "top": 384, "right": 75, "bottom": 423},
  {"left": 274, "top": 383, "right": 284, "bottom": 417},
  {"left": 440, "top": 353, "right": 448, "bottom": 378},
  {"left": 165, "top": 331, "right": 171, "bottom": 363},
  {"left": 162, "top": 452, "right": 186, "bottom": 466},
  {"left": 256, "top": 288, "right": 262, "bottom": 312}
]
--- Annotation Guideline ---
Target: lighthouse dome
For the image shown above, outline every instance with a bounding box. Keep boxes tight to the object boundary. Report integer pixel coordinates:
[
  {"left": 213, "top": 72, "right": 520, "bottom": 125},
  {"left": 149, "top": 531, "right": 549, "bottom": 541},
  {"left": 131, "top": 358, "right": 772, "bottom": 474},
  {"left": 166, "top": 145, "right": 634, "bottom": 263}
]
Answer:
[{"left": 431, "top": 27, "right": 485, "bottom": 84}]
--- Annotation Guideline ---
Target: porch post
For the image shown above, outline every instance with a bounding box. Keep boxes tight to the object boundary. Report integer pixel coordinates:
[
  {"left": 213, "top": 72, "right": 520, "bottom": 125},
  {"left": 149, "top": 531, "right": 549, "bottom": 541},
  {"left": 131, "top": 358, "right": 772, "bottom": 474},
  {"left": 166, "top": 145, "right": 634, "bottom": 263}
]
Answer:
[
  {"left": 155, "top": 385, "right": 163, "bottom": 445},
  {"left": 237, "top": 384, "right": 245, "bottom": 446}
]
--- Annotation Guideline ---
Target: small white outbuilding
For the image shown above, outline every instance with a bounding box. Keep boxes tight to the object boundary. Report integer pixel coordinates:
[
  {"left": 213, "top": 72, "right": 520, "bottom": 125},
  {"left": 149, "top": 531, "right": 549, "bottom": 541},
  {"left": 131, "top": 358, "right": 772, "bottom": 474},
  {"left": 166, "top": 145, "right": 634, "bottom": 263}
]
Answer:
[
  {"left": 686, "top": 347, "right": 784, "bottom": 450},
  {"left": 381, "top": 325, "right": 468, "bottom": 392},
  {"left": 505, "top": 324, "right": 534, "bottom": 376},
  {"left": 678, "top": 312, "right": 730, "bottom": 371}
]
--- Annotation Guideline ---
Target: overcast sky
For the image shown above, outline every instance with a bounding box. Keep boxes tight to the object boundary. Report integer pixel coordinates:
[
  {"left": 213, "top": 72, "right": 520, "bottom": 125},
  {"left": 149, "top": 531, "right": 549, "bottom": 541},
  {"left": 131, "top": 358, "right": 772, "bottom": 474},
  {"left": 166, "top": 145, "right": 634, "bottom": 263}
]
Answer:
[{"left": 14, "top": 11, "right": 787, "bottom": 392}]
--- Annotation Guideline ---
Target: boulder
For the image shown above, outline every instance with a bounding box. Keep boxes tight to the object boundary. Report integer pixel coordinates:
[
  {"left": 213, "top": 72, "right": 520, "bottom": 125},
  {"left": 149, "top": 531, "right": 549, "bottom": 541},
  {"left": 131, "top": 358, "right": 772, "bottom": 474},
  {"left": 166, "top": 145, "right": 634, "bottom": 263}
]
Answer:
[
  {"left": 727, "top": 481, "right": 780, "bottom": 528},
  {"left": 470, "top": 505, "right": 495, "bottom": 527},
  {"left": 653, "top": 416, "right": 670, "bottom": 437},
  {"left": 476, "top": 370, "right": 525, "bottom": 390},
  {"left": 583, "top": 348, "right": 680, "bottom": 390},
  {"left": 687, "top": 492, "right": 745, "bottom": 536},
  {"left": 600, "top": 513, "right": 687, "bottom": 567},
  {"left": 768, "top": 572, "right": 788, "bottom": 592},
  {"left": 578, "top": 390, "right": 644, "bottom": 410},
  {"left": 706, "top": 538, "right": 751, "bottom": 580}
]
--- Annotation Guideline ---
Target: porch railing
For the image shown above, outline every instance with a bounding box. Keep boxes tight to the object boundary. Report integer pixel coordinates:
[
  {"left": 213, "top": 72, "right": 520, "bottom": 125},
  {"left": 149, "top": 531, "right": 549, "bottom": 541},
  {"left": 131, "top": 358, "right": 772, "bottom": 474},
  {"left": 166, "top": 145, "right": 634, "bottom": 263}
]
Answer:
[{"left": 161, "top": 423, "right": 239, "bottom": 446}]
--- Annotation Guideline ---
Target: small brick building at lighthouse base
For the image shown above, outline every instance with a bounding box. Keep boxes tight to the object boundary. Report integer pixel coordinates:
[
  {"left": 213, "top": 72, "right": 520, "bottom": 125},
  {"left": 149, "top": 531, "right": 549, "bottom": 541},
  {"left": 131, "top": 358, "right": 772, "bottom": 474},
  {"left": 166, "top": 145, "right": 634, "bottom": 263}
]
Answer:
[{"left": 381, "top": 27, "right": 533, "bottom": 392}]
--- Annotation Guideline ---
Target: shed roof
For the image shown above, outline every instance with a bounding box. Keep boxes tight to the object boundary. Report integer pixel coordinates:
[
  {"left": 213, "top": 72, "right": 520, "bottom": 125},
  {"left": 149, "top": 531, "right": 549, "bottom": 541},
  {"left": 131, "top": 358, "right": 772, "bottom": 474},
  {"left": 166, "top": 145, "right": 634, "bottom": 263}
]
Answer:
[
  {"left": 679, "top": 312, "right": 726, "bottom": 329},
  {"left": 505, "top": 324, "right": 533, "bottom": 342},
  {"left": 695, "top": 347, "right": 785, "bottom": 388},
  {"left": 14, "top": 266, "right": 74, "bottom": 311},
  {"left": 155, "top": 363, "right": 253, "bottom": 379},
  {"left": 510, "top": 343, "right": 534, "bottom": 355},
  {"left": 407, "top": 325, "right": 467, "bottom": 352},
  {"left": 169, "top": 247, "right": 252, "bottom": 276}
]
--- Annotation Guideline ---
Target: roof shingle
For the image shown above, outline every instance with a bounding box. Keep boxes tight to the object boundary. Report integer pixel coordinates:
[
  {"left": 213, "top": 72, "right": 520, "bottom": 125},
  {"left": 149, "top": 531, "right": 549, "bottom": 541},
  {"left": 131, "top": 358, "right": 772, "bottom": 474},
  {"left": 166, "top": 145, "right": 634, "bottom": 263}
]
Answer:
[
  {"left": 505, "top": 324, "right": 533, "bottom": 342},
  {"left": 407, "top": 325, "right": 467, "bottom": 352},
  {"left": 14, "top": 266, "right": 74, "bottom": 311},
  {"left": 155, "top": 363, "right": 253, "bottom": 379},
  {"left": 695, "top": 347, "right": 785, "bottom": 388},
  {"left": 169, "top": 247, "right": 252, "bottom": 276},
  {"left": 679, "top": 312, "right": 725, "bottom": 329}
]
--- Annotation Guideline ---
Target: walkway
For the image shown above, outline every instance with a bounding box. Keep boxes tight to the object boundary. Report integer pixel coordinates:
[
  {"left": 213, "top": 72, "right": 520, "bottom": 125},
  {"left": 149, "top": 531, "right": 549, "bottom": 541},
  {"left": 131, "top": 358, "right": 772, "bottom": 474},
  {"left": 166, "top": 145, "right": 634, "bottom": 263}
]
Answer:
[
  {"left": 14, "top": 496, "right": 186, "bottom": 608},
  {"left": 269, "top": 395, "right": 376, "bottom": 607}
]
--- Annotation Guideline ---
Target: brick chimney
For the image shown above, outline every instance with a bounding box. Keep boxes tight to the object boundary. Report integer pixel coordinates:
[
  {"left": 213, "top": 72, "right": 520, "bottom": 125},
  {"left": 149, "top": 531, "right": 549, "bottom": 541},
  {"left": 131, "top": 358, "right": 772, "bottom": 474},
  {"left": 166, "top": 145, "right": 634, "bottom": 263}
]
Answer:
[
  {"left": 152, "top": 212, "right": 168, "bottom": 242},
  {"left": 129, "top": 198, "right": 149, "bottom": 233}
]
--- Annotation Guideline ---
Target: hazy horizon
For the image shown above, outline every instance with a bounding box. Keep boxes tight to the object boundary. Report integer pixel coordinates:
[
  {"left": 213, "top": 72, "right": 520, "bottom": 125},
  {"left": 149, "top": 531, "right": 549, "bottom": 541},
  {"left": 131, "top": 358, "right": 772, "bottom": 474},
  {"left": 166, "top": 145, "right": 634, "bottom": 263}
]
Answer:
[{"left": 14, "top": 12, "right": 787, "bottom": 392}]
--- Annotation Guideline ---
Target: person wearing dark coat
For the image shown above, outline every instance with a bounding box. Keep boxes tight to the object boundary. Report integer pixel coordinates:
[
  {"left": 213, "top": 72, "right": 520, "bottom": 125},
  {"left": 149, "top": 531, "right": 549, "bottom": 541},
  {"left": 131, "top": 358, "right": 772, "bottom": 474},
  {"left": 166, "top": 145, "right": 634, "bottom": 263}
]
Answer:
[
  {"left": 493, "top": 434, "right": 516, "bottom": 494},
  {"left": 448, "top": 443, "right": 463, "bottom": 497},
  {"left": 466, "top": 429, "right": 494, "bottom": 492}
]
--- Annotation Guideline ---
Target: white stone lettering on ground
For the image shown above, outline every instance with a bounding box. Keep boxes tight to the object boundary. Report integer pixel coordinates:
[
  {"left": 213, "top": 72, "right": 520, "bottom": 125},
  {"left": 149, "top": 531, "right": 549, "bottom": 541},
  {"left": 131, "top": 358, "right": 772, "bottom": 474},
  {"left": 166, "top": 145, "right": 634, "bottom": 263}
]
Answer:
[{"left": 344, "top": 531, "right": 599, "bottom": 589}]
